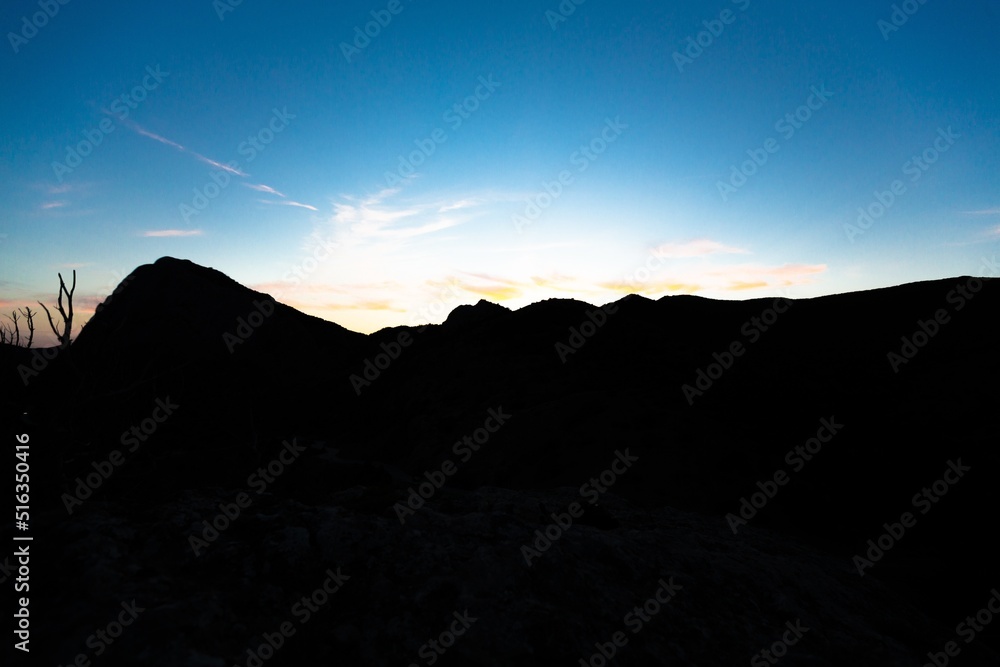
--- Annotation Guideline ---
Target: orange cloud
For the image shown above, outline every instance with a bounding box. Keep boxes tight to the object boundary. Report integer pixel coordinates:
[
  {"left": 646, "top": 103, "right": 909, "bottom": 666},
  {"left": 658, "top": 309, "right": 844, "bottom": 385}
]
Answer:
[
  {"left": 598, "top": 280, "right": 702, "bottom": 295},
  {"left": 318, "top": 300, "right": 406, "bottom": 312},
  {"left": 460, "top": 285, "right": 523, "bottom": 300},
  {"left": 707, "top": 263, "right": 827, "bottom": 282},
  {"left": 727, "top": 281, "right": 770, "bottom": 291},
  {"left": 652, "top": 239, "right": 749, "bottom": 259}
]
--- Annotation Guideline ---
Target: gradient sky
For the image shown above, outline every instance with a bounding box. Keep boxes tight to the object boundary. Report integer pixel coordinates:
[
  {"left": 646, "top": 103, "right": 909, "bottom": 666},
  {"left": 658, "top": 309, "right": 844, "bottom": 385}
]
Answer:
[{"left": 2, "top": 0, "right": 999, "bottom": 341}]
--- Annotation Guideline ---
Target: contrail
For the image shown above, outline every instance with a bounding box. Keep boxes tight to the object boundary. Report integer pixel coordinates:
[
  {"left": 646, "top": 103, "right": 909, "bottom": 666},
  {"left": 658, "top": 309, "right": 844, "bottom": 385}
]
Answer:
[{"left": 114, "top": 116, "right": 248, "bottom": 177}]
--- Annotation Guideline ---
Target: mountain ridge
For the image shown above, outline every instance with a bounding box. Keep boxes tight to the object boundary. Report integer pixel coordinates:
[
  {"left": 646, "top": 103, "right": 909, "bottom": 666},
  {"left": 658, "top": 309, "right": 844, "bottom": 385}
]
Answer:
[{"left": 3, "top": 257, "right": 998, "bottom": 665}]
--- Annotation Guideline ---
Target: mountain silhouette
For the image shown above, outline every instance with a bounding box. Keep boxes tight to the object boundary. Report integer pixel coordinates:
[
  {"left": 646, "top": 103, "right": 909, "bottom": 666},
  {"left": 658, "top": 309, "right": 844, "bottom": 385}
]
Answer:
[
  {"left": 3, "top": 257, "right": 998, "bottom": 666},
  {"left": 442, "top": 298, "right": 511, "bottom": 329}
]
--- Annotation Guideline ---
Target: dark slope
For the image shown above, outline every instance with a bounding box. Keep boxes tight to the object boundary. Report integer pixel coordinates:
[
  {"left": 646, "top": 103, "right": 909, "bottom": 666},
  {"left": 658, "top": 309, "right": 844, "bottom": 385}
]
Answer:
[
  {"left": 19, "top": 256, "right": 370, "bottom": 494},
  {"left": 4, "top": 262, "right": 998, "bottom": 665},
  {"left": 340, "top": 275, "right": 1000, "bottom": 632}
]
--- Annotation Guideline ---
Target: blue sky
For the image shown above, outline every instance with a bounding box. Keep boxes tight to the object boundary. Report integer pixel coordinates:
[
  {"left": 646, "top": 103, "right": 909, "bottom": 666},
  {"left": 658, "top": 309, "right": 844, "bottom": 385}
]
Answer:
[{"left": 2, "top": 0, "right": 999, "bottom": 340}]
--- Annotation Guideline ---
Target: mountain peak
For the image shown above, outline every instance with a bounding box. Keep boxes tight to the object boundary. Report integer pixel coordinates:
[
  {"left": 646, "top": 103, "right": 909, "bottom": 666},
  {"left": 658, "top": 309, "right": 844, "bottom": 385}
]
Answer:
[{"left": 443, "top": 299, "right": 511, "bottom": 328}]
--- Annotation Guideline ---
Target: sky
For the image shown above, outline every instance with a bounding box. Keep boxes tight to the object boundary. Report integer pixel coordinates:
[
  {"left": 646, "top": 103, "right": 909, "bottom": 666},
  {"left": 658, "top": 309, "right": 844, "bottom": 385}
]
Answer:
[{"left": 2, "top": 0, "right": 999, "bottom": 342}]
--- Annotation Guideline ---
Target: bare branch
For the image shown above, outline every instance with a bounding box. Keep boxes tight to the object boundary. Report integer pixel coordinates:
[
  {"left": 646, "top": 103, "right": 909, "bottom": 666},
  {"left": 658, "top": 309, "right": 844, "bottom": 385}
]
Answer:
[
  {"left": 38, "top": 301, "right": 61, "bottom": 341},
  {"left": 38, "top": 269, "right": 77, "bottom": 348},
  {"left": 18, "top": 307, "right": 35, "bottom": 348},
  {"left": 4, "top": 311, "right": 20, "bottom": 346}
]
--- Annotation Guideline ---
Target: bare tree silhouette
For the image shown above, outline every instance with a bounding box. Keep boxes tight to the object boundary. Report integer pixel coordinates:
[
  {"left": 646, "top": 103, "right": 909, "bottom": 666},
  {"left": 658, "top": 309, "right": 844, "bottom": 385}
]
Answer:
[
  {"left": 1, "top": 307, "right": 37, "bottom": 347},
  {"left": 38, "top": 270, "right": 76, "bottom": 349},
  {"left": 0, "top": 316, "right": 12, "bottom": 345},
  {"left": 19, "top": 306, "right": 36, "bottom": 348}
]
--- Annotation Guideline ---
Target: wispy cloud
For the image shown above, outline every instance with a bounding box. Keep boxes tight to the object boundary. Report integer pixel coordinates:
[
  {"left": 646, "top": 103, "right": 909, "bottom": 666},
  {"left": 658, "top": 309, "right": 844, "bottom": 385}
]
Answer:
[
  {"left": 327, "top": 187, "right": 474, "bottom": 242},
  {"left": 33, "top": 182, "right": 92, "bottom": 213},
  {"left": 438, "top": 198, "right": 480, "bottom": 213},
  {"left": 964, "top": 208, "right": 1000, "bottom": 216},
  {"left": 117, "top": 120, "right": 324, "bottom": 215},
  {"left": 652, "top": 239, "right": 750, "bottom": 259},
  {"left": 117, "top": 117, "right": 248, "bottom": 177},
  {"left": 258, "top": 199, "right": 318, "bottom": 212},
  {"left": 142, "top": 229, "right": 205, "bottom": 238},
  {"left": 489, "top": 241, "right": 588, "bottom": 253},
  {"left": 370, "top": 218, "right": 463, "bottom": 239},
  {"left": 280, "top": 184, "right": 827, "bottom": 334},
  {"left": 244, "top": 183, "right": 286, "bottom": 197},
  {"left": 276, "top": 186, "right": 523, "bottom": 331},
  {"left": 45, "top": 183, "right": 80, "bottom": 195}
]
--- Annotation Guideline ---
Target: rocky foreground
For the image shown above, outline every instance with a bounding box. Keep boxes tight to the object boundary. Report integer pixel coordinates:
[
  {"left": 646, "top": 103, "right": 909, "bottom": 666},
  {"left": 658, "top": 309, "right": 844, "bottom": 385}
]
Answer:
[{"left": 29, "top": 440, "right": 996, "bottom": 666}]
